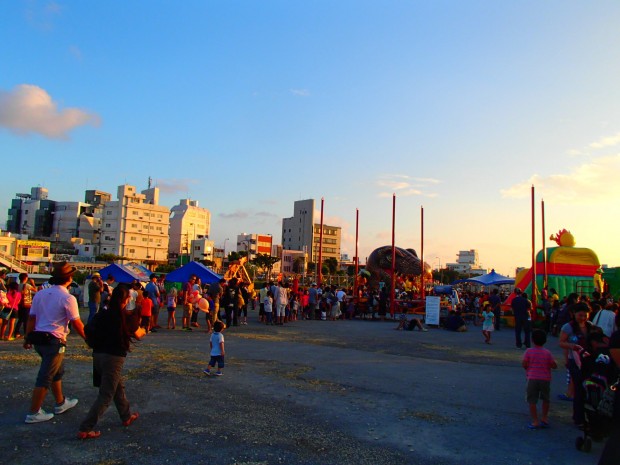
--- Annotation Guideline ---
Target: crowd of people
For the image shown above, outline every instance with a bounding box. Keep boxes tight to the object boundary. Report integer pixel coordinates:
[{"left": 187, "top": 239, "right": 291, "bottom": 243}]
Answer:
[{"left": 3, "top": 265, "right": 619, "bottom": 462}]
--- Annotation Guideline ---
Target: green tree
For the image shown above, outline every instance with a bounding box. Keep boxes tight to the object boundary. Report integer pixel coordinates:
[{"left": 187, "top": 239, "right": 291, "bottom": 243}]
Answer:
[
  {"left": 250, "top": 253, "right": 280, "bottom": 279},
  {"left": 293, "top": 256, "right": 305, "bottom": 274},
  {"left": 324, "top": 257, "right": 339, "bottom": 275},
  {"left": 95, "top": 253, "right": 127, "bottom": 263}
]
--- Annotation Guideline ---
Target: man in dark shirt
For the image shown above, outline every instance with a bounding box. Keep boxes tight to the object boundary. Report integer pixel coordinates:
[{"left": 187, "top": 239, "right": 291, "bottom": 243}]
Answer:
[
  {"left": 489, "top": 289, "right": 502, "bottom": 331},
  {"left": 511, "top": 288, "right": 532, "bottom": 349}
]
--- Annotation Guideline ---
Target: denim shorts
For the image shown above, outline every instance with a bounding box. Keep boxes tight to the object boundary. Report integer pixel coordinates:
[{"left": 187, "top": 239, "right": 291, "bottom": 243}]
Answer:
[
  {"left": 34, "top": 340, "right": 65, "bottom": 388},
  {"left": 209, "top": 355, "right": 225, "bottom": 368}
]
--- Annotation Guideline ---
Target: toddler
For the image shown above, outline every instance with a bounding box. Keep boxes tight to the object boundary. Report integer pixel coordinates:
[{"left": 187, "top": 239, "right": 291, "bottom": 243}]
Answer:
[{"left": 204, "top": 321, "right": 225, "bottom": 376}]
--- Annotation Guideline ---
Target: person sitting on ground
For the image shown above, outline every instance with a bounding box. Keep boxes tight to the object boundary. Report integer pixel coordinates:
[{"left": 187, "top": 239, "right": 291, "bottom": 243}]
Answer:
[{"left": 445, "top": 310, "right": 467, "bottom": 332}]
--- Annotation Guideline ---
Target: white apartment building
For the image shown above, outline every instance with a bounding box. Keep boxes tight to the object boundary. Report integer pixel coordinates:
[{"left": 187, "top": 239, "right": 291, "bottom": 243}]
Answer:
[
  {"left": 168, "top": 199, "right": 211, "bottom": 255},
  {"left": 99, "top": 185, "right": 170, "bottom": 264},
  {"left": 282, "top": 199, "right": 341, "bottom": 265},
  {"left": 446, "top": 249, "right": 486, "bottom": 275}
]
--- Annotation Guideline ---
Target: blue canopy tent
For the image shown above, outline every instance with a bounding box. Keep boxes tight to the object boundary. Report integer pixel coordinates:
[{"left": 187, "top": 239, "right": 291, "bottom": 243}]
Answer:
[
  {"left": 96, "top": 263, "right": 148, "bottom": 283},
  {"left": 165, "top": 261, "right": 222, "bottom": 284},
  {"left": 453, "top": 269, "right": 514, "bottom": 286}
]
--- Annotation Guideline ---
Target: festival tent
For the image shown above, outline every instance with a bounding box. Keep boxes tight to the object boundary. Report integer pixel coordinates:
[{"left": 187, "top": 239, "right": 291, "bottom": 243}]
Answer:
[
  {"left": 96, "top": 263, "right": 149, "bottom": 283},
  {"left": 165, "top": 261, "right": 222, "bottom": 284},
  {"left": 453, "top": 269, "right": 515, "bottom": 286}
]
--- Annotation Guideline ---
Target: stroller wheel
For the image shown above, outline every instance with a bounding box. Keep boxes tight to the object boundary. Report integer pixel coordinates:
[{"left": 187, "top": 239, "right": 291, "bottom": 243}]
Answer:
[
  {"left": 575, "top": 436, "right": 584, "bottom": 451},
  {"left": 582, "top": 437, "right": 592, "bottom": 452}
]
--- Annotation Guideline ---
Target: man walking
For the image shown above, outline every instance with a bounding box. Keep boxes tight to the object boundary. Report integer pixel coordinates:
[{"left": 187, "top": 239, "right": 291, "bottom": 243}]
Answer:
[
  {"left": 87, "top": 272, "right": 104, "bottom": 323},
  {"left": 489, "top": 289, "right": 502, "bottom": 331},
  {"left": 145, "top": 274, "right": 161, "bottom": 330},
  {"left": 23, "top": 262, "right": 87, "bottom": 423},
  {"left": 511, "top": 288, "right": 532, "bottom": 349}
]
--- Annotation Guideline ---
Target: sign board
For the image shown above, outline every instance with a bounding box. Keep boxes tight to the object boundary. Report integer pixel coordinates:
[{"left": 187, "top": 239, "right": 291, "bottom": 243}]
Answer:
[{"left": 425, "top": 296, "right": 441, "bottom": 325}]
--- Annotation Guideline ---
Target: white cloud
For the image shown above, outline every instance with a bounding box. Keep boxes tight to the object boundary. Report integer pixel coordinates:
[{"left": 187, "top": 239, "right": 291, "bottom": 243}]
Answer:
[
  {"left": 155, "top": 178, "right": 199, "bottom": 194},
  {"left": 290, "top": 89, "right": 310, "bottom": 97},
  {"left": 500, "top": 154, "right": 620, "bottom": 204},
  {"left": 589, "top": 132, "right": 620, "bottom": 150},
  {"left": 0, "top": 84, "right": 101, "bottom": 139},
  {"left": 376, "top": 174, "right": 439, "bottom": 198}
]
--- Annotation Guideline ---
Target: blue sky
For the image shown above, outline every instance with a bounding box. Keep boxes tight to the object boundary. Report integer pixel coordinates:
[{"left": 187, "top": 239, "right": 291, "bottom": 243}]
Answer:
[{"left": 1, "top": 1, "right": 619, "bottom": 276}]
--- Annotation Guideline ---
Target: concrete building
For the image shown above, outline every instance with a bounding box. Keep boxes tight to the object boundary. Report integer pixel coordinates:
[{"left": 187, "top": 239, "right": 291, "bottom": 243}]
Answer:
[
  {"left": 189, "top": 237, "right": 216, "bottom": 263},
  {"left": 236, "top": 233, "right": 273, "bottom": 262},
  {"left": 281, "top": 249, "right": 307, "bottom": 276},
  {"left": 6, "top": 187, "right": 55, "bottom": 238},
  {"left": 282, "top": 199, "right": 341, "bottom": 266},
  {"left": 446, "top": 249, "right": 487, "bottom": 276},
  {"left": 99, "top": 185, "right": 170, "bottom": 265},
  {"left": 168, "top": 199, "right": 211, "bottom": 256}
]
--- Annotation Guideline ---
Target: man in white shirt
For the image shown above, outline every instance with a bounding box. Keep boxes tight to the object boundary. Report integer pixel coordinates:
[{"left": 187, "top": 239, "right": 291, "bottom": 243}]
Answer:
[{"left": 23, "top": 262, "right": 87, "bottom": 424}]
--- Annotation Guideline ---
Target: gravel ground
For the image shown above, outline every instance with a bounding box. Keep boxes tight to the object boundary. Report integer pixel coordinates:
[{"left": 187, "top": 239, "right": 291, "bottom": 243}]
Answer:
[{"left": 0, "top": 310, "right": 605, "bottom": 465}]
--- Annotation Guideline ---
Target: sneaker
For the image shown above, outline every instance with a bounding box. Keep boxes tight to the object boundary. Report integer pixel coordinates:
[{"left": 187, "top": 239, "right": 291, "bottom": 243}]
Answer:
[
  {"left": 421, "top": 328, "right": 428, "bottom": 332},
  {"left": 54, "top": 397, "right": 78, "bottom": 415},
  {"left": 214, "top": 371, "right": 223, "bottom": 376},
  {"left": 203, "top": 369, "right": 211, "bottom": 376},
  {"left": 25, "top": 409, "right": 54, "bottom": 424}
]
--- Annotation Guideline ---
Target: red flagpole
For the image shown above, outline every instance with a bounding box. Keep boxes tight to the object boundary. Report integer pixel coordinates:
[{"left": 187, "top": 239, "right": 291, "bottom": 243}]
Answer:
[
  {"left": 354, "top": 208, "right": 359, "bottom": 299},
  {"left": 421, "top": 205, "right": 425, "bottom": 299},
  {"left": 318, "top": 197, "right": 324, "bottom": 287},
  {"left": 541, "top": 199, "right": 547, "bottom": 289},
  {"left": 390, "top": 194, "right": 396, "bottom": 317},
  {"left": 531, "top": 186, "right": 537, "bottom": 310}
]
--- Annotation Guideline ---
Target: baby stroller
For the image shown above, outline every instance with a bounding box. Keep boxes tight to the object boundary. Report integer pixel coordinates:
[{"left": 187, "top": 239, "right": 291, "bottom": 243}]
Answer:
[{"left": 575, "top": 344, "right": 616, "bottom": 453}]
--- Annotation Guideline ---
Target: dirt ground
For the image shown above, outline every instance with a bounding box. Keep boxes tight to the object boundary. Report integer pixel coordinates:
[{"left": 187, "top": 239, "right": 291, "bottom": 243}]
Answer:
[{"left": 0, "top": 310, "right": 605, "bottom": 465}]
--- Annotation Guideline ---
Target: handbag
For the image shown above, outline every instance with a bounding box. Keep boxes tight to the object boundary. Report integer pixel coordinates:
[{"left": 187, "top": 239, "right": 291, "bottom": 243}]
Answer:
[{"left": 597, "top": 381, "right": 618, "bottom": 418}]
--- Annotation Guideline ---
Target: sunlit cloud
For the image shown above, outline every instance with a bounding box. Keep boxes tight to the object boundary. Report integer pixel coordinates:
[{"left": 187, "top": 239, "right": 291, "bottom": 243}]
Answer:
[
  {"left": 500, "top": 154, "right": 620, "bottom": 204},
  {"left": 0, "top": 84, "right": 101, "bottom": 139},
  {"left": 589, "top": 132, "right": 620, "bottom": 150},
  {"left": 376, "top": 174, "right": 440, "bottom": 198},
  {"left": 155, "top": 178, "right": 199, "bottom": 194},
  {"left": 290, "top": 89, "right": 310, "bottom": 97}
]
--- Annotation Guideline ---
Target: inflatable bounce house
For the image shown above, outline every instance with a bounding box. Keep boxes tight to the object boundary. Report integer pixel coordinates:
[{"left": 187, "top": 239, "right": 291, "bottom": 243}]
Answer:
[{"left": 514, "top": 229, "right": 600, "bottom": 299}]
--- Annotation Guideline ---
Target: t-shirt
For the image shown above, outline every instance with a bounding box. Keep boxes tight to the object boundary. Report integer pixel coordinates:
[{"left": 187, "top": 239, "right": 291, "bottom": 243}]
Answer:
[
  {"left": 210, "top": 332, "right": 224, "bottom": 356},
  {"left": 561, "top": 321, "right": 592, "bottom": 360},
  {"left": 264, "top": 296, "right": 273, "bottom": 313},
  {"left": 511, "top": 296, "right": 531, "bottom": 320},
  {"left": 592, "top": 309, "right": 616, "bottom": 337},
  {"left": 29, "top": 285, "right": 80, "bottom": 340},
  {"left": 141, "top": 298, "right": 153, "bottom": 317},
  {"left": 145, "top": 282, "right": 159, "bottom": 308},
  {"left": 523, "top": 347, "right": 555, "bottom": 381}
]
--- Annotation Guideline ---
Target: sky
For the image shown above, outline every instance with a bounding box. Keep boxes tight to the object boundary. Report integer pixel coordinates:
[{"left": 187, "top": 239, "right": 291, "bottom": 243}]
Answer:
[{"left": 1, "top": 0, "right": 619, "bottom": 277}]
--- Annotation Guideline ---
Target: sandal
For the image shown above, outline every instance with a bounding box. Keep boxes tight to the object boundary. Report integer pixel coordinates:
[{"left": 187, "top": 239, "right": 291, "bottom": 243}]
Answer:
[
  {"left": 77, "top": 431, "right": 101, "bottom": 439},
  {"left": 122, "top": 412, "right": 139, "bottom": 427}
]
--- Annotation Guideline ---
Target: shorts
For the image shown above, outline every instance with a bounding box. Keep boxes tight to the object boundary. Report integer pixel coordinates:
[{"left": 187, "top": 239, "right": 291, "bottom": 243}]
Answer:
[
  {"left": 209, "top": 355, "right": 225, "bottom": 369},
  {"left": 276, "top": 304, "right": 287, "bottom": 317},
  {"left": 167, "top": 306, "right": 176, "bottom": 313},
  {"left": 183, "top": 304, "right": 193, "bottom": 319},
  {"left": 526, "top": 379, "right": 551, "bottom": 404},
  {"left": 34, "top": 340, "right": 66, "bottom": 388}
]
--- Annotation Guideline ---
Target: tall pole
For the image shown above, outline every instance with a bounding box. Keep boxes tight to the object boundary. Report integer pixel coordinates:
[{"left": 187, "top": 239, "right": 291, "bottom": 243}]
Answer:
[
  {"left": 541, "top": 199, "right": 547, "bottom": 289},
  {"left": 390, "top": 194, "right": 396, "bottom": 317},
  {"left": 421, "top": 206, "right": 425, "bottom": 299},
  {"left": 531, "top": 185, "right": 537, "bottom": 310},
  {"left": 354, "top": 208, "right": 359, "bottom": 299},
  {"left": 317, "top": 197, "right": 324, "bottom": 287}
]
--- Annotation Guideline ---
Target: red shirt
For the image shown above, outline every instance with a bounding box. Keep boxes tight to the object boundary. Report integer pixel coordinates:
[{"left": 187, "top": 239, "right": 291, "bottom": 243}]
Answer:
[{"left": 141, "top": 298, "right": 153, "bottom": 317}]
